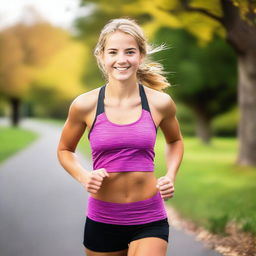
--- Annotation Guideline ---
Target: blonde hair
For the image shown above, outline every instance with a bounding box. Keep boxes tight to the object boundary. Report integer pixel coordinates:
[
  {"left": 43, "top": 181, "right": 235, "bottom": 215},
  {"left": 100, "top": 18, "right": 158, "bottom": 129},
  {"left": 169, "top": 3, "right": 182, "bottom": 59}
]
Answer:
[{"left": 94, "top": 17, "right": 171, "bottom": 92}]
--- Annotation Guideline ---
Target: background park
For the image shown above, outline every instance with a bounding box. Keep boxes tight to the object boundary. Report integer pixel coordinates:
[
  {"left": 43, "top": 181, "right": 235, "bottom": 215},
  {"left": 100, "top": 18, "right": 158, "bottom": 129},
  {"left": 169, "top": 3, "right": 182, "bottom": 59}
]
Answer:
[{"left": 0, "top": 1, "right": 256, "bottom": 256}]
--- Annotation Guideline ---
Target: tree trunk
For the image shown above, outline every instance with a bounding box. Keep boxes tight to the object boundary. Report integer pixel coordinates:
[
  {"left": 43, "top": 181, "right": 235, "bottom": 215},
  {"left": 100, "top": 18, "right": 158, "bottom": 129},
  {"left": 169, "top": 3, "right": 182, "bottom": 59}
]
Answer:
[
  {"left": 181, "top": 0, "right": 256, "bottom": 165},
  {"left": 193, "top": 108, "right": 212, "bottom": 144},
  {"left": 237, "top": 52, "right": 256, "bottom": 166},
  {"left": 221, "top": 0, "right": 256, "bottom": 166},
  {"left": 10, "top": 97, "right": 21, "bottom": 126}
]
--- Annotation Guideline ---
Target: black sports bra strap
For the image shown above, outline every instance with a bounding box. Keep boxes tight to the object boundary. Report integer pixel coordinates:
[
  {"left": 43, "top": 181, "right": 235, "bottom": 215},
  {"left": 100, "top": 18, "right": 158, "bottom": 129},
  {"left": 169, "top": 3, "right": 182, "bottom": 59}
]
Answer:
[
  {"left": 97, "top": 83, "right": 150, "bottom": 116},
  {"left": 139, "top": 84, "right": 150, "bottom": 112},
  {"left": 96, "top": 84, "right": 106, "bottom": 116}
]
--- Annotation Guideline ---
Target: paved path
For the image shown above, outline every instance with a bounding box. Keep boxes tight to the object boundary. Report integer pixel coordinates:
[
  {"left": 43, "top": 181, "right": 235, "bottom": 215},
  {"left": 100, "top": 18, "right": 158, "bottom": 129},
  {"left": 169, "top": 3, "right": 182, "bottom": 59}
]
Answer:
[{"left": 0, "top": 118, "right": 222, "bottom": 256}]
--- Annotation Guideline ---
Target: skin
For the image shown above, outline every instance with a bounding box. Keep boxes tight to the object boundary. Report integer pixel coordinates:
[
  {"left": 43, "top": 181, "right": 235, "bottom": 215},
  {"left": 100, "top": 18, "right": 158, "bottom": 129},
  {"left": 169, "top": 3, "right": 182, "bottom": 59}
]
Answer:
[{"left": 57, "top": 30, "right": 184, "bottom": 256}]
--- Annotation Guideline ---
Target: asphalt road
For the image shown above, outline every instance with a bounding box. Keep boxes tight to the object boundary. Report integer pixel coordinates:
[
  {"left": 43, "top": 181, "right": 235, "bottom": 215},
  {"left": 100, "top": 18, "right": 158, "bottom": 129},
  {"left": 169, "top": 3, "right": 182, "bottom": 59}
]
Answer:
[{"left": 0, "top": 117, "right": 222, "bottom": 256}]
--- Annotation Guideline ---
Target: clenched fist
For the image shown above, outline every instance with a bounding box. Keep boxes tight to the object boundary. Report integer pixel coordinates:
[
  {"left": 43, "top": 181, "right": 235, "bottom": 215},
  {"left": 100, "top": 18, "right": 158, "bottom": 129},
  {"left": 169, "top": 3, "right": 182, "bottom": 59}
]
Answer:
[
  {"left": 156, "top": 176, "right": 175, "bottom": 201},
  {"left": 83, "top": 168, "right": 109, "bottom": 194}
]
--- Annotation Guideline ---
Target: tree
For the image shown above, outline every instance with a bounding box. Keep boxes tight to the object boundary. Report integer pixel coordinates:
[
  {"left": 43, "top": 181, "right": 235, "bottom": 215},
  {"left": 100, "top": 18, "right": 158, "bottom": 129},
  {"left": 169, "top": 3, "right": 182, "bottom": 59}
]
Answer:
[
  {"left": 0, "top": 22, "right": 69, "bottom": 126},
  {"left": 153, "top": 27, "right": 237, "bottom": 143},
  {"left": 30, "top": 38, "right": 88, "bottom": 119},
  {"left": 81, "top": 0, "right": 256, "bottom": 166}
]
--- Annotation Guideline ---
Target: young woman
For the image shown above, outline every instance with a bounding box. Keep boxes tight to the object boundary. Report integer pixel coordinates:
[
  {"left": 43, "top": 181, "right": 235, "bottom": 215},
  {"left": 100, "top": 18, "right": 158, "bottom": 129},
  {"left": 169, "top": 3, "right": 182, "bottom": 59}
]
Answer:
[{"left": 57, "top": 17, "right": 184, "bottom": 256}]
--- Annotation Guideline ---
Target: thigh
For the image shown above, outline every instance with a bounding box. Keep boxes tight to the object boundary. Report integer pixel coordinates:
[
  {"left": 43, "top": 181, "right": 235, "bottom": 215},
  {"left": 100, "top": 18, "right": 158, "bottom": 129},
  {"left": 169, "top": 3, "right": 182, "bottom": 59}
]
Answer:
[
  {"left": 85, "top": 248, "right": 128, "bottom": 256},
  {"left": 128, "top": 237, "right": 168, "bottom": 256},
  {"left": 127, "top": 218, "right": 169, "bottom": 256},
  {"left": 83, "top": 217, "right": 129, "bottom": 253}
]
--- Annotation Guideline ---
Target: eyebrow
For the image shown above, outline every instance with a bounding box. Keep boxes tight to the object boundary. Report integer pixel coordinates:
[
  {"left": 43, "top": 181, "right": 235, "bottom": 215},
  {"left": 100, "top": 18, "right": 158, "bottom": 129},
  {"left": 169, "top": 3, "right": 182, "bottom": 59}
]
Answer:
[{"left": 107, "top": 48, "right": 137, "bottom": 51}]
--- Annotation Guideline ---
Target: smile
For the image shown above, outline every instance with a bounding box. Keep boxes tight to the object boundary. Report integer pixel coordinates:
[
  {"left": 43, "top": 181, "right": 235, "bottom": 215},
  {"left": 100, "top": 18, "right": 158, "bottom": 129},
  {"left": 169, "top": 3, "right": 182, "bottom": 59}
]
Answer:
[{"left": 114, "top": 66, "right": 130, "bottom": 71}]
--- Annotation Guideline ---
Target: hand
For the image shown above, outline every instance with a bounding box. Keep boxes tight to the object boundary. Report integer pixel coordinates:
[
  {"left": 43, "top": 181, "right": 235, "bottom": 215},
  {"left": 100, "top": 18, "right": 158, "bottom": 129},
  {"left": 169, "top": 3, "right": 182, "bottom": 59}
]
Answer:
[
  {"left": 83, "top": 168, "right": 109, "bottom": 194},
  {"left": 156, "top": 176, "right": 175, "bottom": 201}
]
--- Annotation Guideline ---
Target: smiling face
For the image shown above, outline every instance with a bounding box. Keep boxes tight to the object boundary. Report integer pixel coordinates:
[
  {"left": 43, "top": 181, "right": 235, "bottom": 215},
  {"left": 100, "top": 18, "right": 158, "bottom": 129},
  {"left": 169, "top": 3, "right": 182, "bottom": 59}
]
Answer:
[{"left": 100, "top": 31, "right": 144, "bottom": 82}]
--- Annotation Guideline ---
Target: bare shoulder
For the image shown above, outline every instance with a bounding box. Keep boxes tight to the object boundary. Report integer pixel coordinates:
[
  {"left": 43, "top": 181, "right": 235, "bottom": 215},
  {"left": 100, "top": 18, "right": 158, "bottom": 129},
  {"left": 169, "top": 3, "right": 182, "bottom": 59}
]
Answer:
[
  {"left": 72, "top": 87, "right": 100, "bottom": 110},
  {"left": 143, "top": 85, "right": 176, "bottom": 119},
  {"left": 68, "top": 87, "right": 101, "bottom": 122}
]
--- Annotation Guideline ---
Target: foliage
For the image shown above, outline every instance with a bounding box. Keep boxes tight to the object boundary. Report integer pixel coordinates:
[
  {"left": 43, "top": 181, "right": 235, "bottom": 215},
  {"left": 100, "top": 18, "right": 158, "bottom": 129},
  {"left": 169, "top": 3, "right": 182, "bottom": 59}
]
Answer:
[
  {"left": 31, "top": 38, "right": 88, "bottom": 99},
  {"left": 81, "top": 0, "right": 226, "bottom": 45},
  {"left": 212, "top": 107, "right": 239, "bottom": 136},
  {"left": 176, "top": 103, "right": 196, "bottom": 136},
  {"left": 0, "top": 21, "right": 90, "bottom": 119},
  {"left": 0, "top": 22, "right": 69, "bottom": 98},
  {"left": 153, "top": 27, "right": 237, "bottom": 121}
]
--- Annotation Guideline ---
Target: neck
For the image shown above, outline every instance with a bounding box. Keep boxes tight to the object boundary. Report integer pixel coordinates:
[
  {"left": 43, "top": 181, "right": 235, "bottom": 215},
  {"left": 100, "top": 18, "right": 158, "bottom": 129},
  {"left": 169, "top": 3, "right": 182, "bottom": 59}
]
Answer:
[{"left": 106, "top": 78, "right": 139, "bottom": 100}]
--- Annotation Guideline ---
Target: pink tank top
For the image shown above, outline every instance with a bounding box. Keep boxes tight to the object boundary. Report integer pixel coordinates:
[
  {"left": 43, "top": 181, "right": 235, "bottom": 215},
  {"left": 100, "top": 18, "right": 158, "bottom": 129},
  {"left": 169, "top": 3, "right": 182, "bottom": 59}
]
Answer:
[{"left": 88, "top": 83, "right": 158, "bottom": 173}]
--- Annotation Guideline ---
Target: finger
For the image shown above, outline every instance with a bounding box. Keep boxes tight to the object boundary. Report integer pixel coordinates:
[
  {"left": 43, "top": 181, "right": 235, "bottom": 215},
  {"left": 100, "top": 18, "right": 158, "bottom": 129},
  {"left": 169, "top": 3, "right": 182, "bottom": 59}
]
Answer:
[
  {"left": 88, "top": 179, "right": 102, "bottom": 187},
  {"left": 101, "top": 168, "right": 109, "bottom": 177},
  {"left": 86, "top": 184, "right": 98, "bottom": 191},
  {"left": 159, "top": 188, "right": 172, "bottom": 194},
  {"left": 160, "top": 190, "right": 174, "bottom": 196},
  {"left": 87, "top": 184, "right": 100, "bottom": 190},
  {"left": 101, "top": 171, "right": 109, "bottom": 178},
  {"left": 157, "top": 177, "right": 166, "bottom": 183},
  {"left": 96, "top": 171, "right": 106, "bottom": 178},
  {"left": 160, "top": 187, "right": 174, "bottom": 194},
  {"left": 88, "top": 189, "right": 98, "bottom": 194},
  {"left": 158, "top": 175, "right": 171, "bottom": 181},
  {"left": 159, "top": 184, "right": 173, "bottom": 190},
  {"left": 91, "top": 175, "right": 103, "bottom": 182},
  {"left": 161, "top": 194, "right": 174, "bottom": 200},
  {"left": 157, "top": 179, "right": 171, "bottom": 186},
  {"left": 163, "top": 187, "right": 174, "bottom": 194}
]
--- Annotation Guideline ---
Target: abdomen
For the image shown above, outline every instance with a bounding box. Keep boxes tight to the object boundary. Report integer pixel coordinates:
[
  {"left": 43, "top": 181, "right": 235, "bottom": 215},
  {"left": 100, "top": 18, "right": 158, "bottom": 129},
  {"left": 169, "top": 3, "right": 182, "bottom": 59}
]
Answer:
[{"left": 90, "top": 171, "right": 158, "bottom": 203}]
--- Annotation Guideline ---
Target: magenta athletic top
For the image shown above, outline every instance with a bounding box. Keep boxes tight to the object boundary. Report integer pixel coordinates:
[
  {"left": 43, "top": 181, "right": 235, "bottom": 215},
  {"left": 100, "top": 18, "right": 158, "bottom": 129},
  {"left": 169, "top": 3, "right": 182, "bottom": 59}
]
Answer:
[
  {"left": 88, "top": 83, "right": 158, "bottom": 173},
  {"left": 86, "top": 84, "right": 167, "bottom": 225}
]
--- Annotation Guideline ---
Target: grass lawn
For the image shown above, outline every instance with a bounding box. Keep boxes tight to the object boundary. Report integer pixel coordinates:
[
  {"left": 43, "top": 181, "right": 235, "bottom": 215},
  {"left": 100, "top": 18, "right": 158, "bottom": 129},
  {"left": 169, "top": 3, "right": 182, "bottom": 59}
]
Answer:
[
  {"left": 0, "top": 126, "right": 39, "bottom": 164},
  {"left": 31, "top": 117, "right": 66, "bottom": 126},
  {"left": 155, "top": 129, "right": 256, "bottom": 235},
  {"left": 79, "top": 128, "right": 256, "bottom": 235}
]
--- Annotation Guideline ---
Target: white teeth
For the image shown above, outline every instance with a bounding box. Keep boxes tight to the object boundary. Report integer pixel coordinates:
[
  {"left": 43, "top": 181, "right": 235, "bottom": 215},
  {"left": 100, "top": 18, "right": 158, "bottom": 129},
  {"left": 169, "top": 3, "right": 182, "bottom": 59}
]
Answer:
[{"left": 115, "top": 67, "right": 130, "bottom": 71}]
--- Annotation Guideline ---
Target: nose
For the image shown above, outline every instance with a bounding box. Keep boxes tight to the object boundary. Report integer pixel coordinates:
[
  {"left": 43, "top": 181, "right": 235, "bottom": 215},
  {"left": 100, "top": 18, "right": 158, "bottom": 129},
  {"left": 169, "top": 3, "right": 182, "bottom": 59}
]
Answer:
[{"left": 116, "top": 53, "right": 127, "bottom": 64}]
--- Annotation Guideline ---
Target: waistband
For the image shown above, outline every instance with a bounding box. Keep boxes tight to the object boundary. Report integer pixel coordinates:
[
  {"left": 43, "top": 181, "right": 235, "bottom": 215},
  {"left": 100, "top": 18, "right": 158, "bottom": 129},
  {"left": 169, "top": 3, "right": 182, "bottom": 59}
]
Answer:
[{"left": 87, "top": 191, "right": 167, "bottom": 225}]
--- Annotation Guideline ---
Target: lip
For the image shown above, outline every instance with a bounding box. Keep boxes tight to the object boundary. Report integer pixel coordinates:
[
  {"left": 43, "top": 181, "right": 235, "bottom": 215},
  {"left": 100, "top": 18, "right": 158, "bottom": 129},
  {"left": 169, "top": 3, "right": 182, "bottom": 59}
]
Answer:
[{"left": 114, "top": 67, "right": 131, "bottom": 72}]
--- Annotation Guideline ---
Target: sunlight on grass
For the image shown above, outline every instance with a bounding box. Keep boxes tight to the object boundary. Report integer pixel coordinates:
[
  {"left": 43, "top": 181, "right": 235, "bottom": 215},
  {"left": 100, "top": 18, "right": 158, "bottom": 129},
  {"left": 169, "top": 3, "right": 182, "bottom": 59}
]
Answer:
[
  {"left": 68, "top": 121, "right": 256, "bottom": 235},
  {"left": 0, "top": 126, "right": 39, "bottom": 164},
  {"left": 154, "top": 132, "right": 256, "bottom": 234}
]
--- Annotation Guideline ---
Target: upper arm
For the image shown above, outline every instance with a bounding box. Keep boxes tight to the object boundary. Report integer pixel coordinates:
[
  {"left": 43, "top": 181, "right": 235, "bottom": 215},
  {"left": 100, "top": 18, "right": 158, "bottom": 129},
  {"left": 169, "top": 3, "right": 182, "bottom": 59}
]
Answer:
[
  {"left": 159, "top": 94, "right": 182, "bottom": 144},
  {"left": 57, "top": 96, "right": 87, "bottom": 153}
]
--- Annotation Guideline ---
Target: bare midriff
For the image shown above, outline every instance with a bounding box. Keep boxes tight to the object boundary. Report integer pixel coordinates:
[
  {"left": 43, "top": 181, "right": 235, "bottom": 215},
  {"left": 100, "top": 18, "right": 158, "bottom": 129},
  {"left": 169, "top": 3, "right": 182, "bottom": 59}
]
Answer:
[{"left": 90, "top": 171, "right": 158, "bottom": 203}]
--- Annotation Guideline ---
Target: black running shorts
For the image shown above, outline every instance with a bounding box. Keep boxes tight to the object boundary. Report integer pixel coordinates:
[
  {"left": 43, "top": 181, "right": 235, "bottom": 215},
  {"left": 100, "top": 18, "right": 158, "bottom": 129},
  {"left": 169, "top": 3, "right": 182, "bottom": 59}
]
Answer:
[{"left": 83, "top": 217, "right": 169, "bottom": 253}]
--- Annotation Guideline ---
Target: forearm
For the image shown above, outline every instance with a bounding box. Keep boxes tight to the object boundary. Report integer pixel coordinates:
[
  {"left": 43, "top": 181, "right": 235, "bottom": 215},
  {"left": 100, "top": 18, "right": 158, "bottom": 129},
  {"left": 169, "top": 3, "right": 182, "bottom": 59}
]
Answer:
[
  {"left": 57, "top": 150, "right": 90, "bottom": 185},
  {"left": 165, "top": 139, "right": 184, "bottom": 183}
]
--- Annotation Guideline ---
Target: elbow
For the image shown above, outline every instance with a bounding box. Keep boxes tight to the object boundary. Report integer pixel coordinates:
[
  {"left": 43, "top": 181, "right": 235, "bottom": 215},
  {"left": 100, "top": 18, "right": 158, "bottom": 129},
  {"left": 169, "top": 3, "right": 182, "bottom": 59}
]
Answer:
[
  {"left": 166, "top": 137, "right": 183, "bottom": 145},
  {"left": 57, "top": 145, "right": 74, "bottom": 163},
  {"left": 56, "top": 144, "right": 67, "bottom": 164},
  {"left": 57, "top": 146, "right": 63, "bottom": 164}
]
